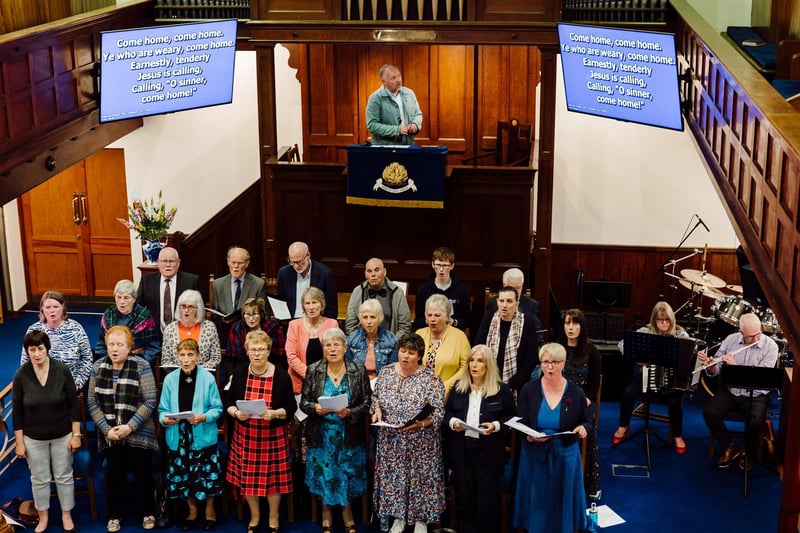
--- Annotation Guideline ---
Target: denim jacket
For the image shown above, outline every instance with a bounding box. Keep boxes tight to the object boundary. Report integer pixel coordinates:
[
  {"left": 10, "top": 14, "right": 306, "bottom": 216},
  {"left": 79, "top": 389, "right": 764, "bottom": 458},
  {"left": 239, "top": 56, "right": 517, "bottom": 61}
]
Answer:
[{"left": 345, "top": 327, "right": 398, "bottom": 375}]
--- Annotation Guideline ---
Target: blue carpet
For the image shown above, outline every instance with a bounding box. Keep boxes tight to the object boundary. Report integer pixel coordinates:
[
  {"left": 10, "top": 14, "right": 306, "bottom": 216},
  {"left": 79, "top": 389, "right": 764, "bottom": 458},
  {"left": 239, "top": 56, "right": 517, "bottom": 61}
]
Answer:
[{"left": 0, "top": 310, "right": 783, "bottom": 532}]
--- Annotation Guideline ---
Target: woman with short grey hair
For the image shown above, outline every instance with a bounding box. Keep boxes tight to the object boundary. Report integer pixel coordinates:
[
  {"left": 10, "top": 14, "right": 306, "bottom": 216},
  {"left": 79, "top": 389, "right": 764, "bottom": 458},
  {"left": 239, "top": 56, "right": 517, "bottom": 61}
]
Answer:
[{"left": 96, "top": 279, "right": 160, "bottom": 365}]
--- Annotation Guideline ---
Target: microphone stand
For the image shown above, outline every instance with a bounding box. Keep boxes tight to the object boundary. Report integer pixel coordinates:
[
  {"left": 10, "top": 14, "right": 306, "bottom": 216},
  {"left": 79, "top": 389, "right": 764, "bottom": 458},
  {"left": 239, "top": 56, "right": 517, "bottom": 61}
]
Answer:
[{"left": 656, "top": 216, "right": 705, "bottom": 303}]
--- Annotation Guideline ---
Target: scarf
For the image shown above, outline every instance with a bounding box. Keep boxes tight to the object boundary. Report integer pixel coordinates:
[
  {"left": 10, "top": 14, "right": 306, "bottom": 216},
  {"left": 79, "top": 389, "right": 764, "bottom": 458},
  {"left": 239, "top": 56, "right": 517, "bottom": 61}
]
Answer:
[
  {"left": 486, "top": 311, "right": 524, "bottom": 383},
  {"left": 94, "top": 357, "right": 141, "bottom": 441}
]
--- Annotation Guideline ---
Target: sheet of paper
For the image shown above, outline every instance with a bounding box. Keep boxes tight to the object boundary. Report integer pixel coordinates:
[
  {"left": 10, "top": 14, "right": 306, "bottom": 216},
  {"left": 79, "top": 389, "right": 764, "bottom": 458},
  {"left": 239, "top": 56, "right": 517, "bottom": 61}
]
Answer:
[
  {"left": 0, "top": 511, "right": 23, "bottom": 527},
  {"left": 452, "top": 417, "right": 483, "bottom": 433},
  {"left": 505, "top": 416, "right": 574, "bottom": 439},
  {"left": 294, "top": 394, "right": 308, "bottom": 422},
  {"left": 164, "top": 411, "right": 196, "bottom": 420},
  {"left": 236, "top": 399, "right": 267, "bottom": 416},
  {"left": 371, "top": 420, "right": 402, "bottom": 428},
  {"left": 268, "top": 297, "right": 292, "bottom": 320},
  {"left": 318, "top": 393, "right": 348, "bottom": 411},
  {"left": 596, "top": 504, "right": 625, "bottom": 527}
]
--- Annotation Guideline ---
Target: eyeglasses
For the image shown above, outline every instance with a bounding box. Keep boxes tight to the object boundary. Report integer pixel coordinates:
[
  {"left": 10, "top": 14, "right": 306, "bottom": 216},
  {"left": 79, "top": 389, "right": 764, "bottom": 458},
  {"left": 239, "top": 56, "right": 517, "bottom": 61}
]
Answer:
[
  {"left": 324, "top": 342, "right": 344, "bottom": 349},
  {"left": 743, "top": 332, "right": 762, "bottom": 342},
  {"left": 243, "top": 312, "right": 260, "bottom": 318},
  {"left": 656, "top": 318, "right": 671, "bottom": 323},
  {"left": 180, "top": 304, "right": 198, "bottom": 310},
  {"left": 249, "top": 347, "right": 268, "bottom": 354},
  {"left": 433, "top": 263, "right": 452, "bottom": 269},
  {"left": 158, "top": 259, "right": 178, "bottom": 265},
  {"left": 540, "top": 360, "right": 563, "bottom": 367},
  {"left": 228, "top": 261, "right": 247, "bottom": 267},
  {"left": 287, "top": 255, "right": 308, "bottom": 267}
]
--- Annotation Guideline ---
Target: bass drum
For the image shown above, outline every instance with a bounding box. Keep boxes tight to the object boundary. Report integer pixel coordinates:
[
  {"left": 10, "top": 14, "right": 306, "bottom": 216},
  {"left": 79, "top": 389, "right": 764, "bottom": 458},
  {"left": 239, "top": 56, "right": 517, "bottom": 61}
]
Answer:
[{"left": 713, "top": 295, "right": 754, "bottom": 327}]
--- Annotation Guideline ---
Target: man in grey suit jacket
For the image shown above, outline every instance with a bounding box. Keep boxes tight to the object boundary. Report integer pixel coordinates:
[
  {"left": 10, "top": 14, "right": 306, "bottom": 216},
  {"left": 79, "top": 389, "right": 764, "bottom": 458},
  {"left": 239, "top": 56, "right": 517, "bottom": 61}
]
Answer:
[
  {"left": 212, "top": 246, "right": 268, "bottom": 315},
  {"left": 136, "top": 246, "right": 200, "bottom": 334}
]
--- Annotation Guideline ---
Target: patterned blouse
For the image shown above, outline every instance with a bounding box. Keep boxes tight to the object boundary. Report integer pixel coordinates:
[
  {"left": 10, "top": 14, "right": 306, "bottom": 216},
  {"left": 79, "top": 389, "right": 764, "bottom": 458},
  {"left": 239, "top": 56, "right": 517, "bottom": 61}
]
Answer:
[
  {"left": 161, "top": 320, "right": 221, "bottom": 369},
  {"left": 21, "top": 319, "right": 93, "bottom": 389}
]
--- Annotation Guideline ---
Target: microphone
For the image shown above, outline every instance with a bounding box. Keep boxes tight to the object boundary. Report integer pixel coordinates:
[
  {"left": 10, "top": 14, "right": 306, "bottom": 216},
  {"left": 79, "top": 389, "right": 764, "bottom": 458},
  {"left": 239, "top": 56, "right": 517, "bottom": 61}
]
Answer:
[{"left": 696, "top": 214, "right": 710, "bottom": 232}]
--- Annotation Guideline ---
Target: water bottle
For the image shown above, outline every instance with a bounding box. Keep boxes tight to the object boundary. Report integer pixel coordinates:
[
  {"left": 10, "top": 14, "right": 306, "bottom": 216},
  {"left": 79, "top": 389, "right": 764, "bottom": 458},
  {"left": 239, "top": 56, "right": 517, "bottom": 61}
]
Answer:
[{"left": 587, "top": 502, "right": 599, "bottom": 532}]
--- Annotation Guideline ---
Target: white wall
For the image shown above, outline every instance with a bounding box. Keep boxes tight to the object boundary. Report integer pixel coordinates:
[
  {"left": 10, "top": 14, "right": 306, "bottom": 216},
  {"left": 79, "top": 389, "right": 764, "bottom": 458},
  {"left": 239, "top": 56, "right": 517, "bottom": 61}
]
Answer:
[
  {"left": 107, "top": 50, "right": 262, "bottom": 283},
  {"left": 552, "top": 58, "right": 738, "bottom": 248},
  {"left": 686, "top": 0, "right": 753, "bottom": 31}
]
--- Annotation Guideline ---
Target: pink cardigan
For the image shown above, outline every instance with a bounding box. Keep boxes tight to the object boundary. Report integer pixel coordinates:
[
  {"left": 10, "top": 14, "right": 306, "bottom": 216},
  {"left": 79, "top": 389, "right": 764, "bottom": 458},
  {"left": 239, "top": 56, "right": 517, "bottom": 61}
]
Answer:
[{"left": 285, "top": 317, "right": 339, "bottom": 393}]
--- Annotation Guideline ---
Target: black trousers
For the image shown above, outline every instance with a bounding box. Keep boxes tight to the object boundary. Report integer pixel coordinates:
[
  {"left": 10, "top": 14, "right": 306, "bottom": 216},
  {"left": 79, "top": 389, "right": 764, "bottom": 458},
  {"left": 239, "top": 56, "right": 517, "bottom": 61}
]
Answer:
[
  {"left": 703, "top": 386, "right": 770, "bottom": 455},
  {"left": 452, "top": 439, "right": 503, "bottom": 533},
  {"left": 618, "top": 372, "right": 684, "bottom": 437},
  {"left": 105, "top": 444, "right": 156, "bottom": 520}
]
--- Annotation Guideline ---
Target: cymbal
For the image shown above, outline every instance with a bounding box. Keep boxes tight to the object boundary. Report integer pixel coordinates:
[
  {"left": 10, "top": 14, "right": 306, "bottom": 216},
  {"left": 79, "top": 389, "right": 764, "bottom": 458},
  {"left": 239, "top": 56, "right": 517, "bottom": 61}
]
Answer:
[
  {"left": 679, "top": 278, "right": 725, "bottom": 299},
  {"left": 680, "top": 268, "right": 726, "bottom": 288},
  {"left": 726, "top": 284, "right": 743, "bottom": 294}
]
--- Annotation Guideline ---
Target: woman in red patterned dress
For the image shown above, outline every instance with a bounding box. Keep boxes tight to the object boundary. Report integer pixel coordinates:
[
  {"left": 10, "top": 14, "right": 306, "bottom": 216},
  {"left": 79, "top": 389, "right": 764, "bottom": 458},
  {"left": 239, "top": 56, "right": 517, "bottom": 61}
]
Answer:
[{"left": 225, "top": 330, "right": 296, "bottom": 533}]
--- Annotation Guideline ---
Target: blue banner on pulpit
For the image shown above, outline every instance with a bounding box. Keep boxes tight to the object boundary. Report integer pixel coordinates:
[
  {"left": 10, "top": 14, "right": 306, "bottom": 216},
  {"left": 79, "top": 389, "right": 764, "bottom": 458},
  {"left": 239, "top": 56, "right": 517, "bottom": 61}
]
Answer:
[{"left": 346, "top": 144, "right": 448, "bottom": 208}]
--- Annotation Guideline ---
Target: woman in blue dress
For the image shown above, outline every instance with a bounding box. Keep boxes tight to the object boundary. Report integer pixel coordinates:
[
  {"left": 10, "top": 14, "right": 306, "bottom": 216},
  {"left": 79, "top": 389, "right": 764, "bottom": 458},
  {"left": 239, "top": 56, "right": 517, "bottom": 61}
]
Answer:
[
  {"left": 301, "top": 328, "right": 371, "bottom": 533},
  {"left": 514, "top": 343, "right": 592, "bottom": 533}
]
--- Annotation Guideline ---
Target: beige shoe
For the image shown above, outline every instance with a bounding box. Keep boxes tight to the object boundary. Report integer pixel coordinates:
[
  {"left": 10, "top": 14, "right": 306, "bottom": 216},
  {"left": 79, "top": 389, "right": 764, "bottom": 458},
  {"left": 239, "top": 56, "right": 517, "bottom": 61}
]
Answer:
[
  {"left": 107, "top": 519, "right": 121, "bottom": 533},
  {"left": 142, "top": 516, "right": 156, "bottom": 530}
]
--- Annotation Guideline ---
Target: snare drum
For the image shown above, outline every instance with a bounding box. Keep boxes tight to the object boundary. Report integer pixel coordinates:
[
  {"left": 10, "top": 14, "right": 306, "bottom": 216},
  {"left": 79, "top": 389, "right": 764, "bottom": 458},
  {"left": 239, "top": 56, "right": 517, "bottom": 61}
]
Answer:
[
  {"left": 713, "top": 295, "right": 754, "bottom": 327},
  {"left": 758, "top": 307, "right": 781, "bottom": 334}
]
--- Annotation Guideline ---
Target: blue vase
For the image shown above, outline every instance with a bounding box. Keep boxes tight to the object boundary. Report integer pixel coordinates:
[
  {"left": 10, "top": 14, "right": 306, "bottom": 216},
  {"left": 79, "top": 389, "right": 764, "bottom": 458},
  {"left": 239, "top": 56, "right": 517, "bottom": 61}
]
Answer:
[{"left": 142, "top": 239, "right": 165, "bottom": 264}]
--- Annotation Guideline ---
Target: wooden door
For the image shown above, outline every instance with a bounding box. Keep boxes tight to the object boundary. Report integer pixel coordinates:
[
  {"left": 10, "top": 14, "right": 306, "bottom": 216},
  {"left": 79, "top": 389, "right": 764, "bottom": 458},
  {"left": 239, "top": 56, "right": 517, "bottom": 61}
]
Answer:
[{"left": 20, "top": 149, "right": 132, "bottom": 303}]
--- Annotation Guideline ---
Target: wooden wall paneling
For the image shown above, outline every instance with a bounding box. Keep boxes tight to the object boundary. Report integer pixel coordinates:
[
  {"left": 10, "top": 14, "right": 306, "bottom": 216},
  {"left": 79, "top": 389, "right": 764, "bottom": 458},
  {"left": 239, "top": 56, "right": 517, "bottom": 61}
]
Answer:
[
  {"left": 179, "top": 181, "right": 266, "bottom": 302},
  {"left": 473, "top": 0, "right": 555, "bottom": 22},
  {"left": 549, "top": 244, "right": 740, "bottom": 332},
  {"left": 474, "top": 45, "right": 540, "bottom": 154},
  {"left": 0, "top": 0, "right": 71, "bottom": 34},
  {"left": 429, "top": 45, "right": 472, "bottom": 158},
  {"left": 252, "top": 0, "right": 339, "bottom": 20}
]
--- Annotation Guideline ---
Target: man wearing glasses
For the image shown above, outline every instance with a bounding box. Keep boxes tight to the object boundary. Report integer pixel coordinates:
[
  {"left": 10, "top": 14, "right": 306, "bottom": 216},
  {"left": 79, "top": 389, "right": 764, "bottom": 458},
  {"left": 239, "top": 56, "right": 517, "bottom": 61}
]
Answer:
[
  {"left": 276, "top": 241, "right": 338, "bottom": 319},
  {"left": 212, "top": 246, "right": 268, "bottom": 316},
  {"left": 136, "top": 246, "right": 200, "bottom": 335},
  {"left": 699, "top": 312, "right": 779, "bottom": 468},
  {"left": 413, "top": 247, "right": 472, "bottom": 331}
]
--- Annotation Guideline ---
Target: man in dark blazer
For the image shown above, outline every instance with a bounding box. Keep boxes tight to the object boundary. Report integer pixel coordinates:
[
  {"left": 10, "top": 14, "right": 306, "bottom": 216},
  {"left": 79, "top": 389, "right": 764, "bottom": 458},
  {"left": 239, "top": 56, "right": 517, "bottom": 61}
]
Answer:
[
  {"left": 136, "top": 246, "right": 201, "bottom": 334},
  {"left": 275, "top": 241, "right": 338, "bottom": 319},
  {"left": 212, "top": 246, "right": 268, "bottom": 315},
  {"left": 485, "top": 267, "right": 542, "bottom": 336}
]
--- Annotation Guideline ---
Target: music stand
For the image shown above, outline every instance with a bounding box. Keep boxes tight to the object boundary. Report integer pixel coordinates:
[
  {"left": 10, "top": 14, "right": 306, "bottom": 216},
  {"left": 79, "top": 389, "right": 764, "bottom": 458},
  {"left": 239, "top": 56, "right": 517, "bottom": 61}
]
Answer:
[
  {"left": 719, "top": 365, "right": 784, "bottom": 497},
  {"left": 612, "top": 331, "right": 696, "bottom": 476}
]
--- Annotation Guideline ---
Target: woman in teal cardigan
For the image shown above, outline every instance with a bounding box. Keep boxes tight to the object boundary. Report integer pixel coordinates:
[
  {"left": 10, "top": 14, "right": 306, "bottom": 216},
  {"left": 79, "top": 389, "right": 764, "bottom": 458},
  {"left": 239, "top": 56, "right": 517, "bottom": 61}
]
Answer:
[{"left": 158, "top": 338, "right": 223, "bottom": 531}]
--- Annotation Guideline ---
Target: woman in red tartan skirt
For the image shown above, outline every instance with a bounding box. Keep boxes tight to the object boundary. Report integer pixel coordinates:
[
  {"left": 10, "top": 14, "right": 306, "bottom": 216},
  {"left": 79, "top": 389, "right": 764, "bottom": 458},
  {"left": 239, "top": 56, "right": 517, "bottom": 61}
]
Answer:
[{"left": 225, "top": 331, "right": 297, "bottom": 533}]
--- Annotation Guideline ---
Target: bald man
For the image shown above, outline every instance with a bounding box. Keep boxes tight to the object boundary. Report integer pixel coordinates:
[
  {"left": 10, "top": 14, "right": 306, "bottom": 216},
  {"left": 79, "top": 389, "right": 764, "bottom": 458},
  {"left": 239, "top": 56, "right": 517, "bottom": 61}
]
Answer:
[
  {"left": 136, "top": 246, "right": 200, "bottom": 334},
  {"left": 366, "top": 64, "right": 423, "bottom": 145},
  {"left": 276, "top": 241, "right": 337, "bottom": 319},
  {"left": 345, "top": 257, "right": 411, "bottom": 337}
]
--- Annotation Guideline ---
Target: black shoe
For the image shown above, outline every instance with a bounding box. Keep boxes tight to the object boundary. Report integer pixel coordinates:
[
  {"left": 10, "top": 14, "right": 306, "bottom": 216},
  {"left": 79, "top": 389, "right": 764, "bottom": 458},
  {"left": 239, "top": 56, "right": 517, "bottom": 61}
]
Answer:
[
  {"left": 63, "top": 527, "right": 77, "bottom": 533},
  {"left": 202, "top": 520, "right": 217, "bottom": 531},
  {"left": 181, "top": 519, "right": 196, "bottom": 531}
]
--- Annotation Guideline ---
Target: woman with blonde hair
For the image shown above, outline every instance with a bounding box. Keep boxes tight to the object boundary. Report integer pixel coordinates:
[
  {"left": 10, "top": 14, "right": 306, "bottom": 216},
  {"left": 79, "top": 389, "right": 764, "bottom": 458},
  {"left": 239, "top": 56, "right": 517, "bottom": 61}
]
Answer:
[
  {"left": 444, "top": 345, "right": 516, "bottom": 533},
  {"left": 613, "top": 301, "right": 690, "bottom": 454}
]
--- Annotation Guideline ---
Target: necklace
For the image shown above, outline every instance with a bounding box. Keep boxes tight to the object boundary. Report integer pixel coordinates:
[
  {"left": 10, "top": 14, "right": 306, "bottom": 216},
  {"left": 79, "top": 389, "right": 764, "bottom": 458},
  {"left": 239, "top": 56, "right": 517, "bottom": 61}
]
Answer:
[
  {"left": 180, "top": 322, "right": 197, "bottom": 336},
  {"left": 304, "top": 317, "right": 322, "bottom": 337},
  {"left": 249, "top": 363, "right": 269, "bottom": 377},
  {"left": 183, "top": 371, "right": 194, "bottom": 384},
  {"left": 328, "top": 364, "right": 346, "bottom": 385}
]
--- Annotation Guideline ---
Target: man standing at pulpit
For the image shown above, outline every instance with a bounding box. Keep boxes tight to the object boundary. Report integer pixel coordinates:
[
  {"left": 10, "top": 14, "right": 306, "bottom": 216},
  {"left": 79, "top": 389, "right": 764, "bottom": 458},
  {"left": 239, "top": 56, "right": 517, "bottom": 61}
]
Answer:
[{"left": 366, "top": 64, "right": 423, "bottom": 145}]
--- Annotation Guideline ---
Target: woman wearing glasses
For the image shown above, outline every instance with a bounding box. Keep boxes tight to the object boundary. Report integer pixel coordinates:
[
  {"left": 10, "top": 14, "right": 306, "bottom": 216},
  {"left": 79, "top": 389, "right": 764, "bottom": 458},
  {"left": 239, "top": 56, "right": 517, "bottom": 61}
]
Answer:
[
  {"left": 613, "top": 301, "right": 690, "bottom": 454},
  {"left": 301, "top": 328, "right": 370, "bottom": 533},
  {"left": 226, "top": 330, "right": 296, "bottom": 533},
  {"left": 226, "top": 297, "right": 286, "bottom": 384},
  {"left": 162, "top": 290, "right": 221, "bottom": 369},
  {"left": 513, "top": 343, "right": 591, "bottom": 533}
]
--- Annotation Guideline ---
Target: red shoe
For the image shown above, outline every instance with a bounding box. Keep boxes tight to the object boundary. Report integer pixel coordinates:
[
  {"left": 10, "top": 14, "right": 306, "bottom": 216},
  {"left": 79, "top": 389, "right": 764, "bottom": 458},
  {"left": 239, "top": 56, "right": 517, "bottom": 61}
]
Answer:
[{"left": 612, "top": 427, "right": 628, "bottom": 446}]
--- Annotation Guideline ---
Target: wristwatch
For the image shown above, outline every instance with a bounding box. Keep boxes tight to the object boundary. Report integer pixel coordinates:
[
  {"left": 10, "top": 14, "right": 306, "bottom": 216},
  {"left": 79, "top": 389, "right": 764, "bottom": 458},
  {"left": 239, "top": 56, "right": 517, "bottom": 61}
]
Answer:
[{"left": 72, "top": 433, "right": 83, "bottom": 438}]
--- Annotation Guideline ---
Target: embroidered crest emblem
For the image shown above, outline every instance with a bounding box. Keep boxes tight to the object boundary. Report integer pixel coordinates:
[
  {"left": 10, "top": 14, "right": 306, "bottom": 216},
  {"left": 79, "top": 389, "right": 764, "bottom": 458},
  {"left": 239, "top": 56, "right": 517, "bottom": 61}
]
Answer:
[{"left": 373, "top": 162, "right": 417, "bottom": 194}]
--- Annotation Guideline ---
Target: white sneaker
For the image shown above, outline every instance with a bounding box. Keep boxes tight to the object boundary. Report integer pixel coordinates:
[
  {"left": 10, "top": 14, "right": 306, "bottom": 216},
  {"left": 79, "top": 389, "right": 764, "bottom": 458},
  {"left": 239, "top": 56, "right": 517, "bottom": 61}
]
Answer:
[
  {"left": 389, "top": 518, "right": 405, "bottom": 533},
  {"left": 413, "top": 521, "right": 427, "bottom": 533}
]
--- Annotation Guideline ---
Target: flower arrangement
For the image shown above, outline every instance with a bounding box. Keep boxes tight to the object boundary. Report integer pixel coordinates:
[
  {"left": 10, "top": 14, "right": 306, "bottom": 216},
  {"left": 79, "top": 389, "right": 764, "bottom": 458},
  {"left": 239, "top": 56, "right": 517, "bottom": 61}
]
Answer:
[{"left": 117, "top": 190, "right": 177, "bottom": 241}]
